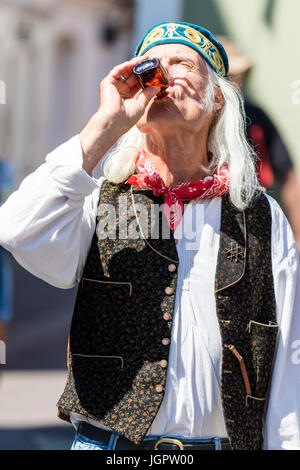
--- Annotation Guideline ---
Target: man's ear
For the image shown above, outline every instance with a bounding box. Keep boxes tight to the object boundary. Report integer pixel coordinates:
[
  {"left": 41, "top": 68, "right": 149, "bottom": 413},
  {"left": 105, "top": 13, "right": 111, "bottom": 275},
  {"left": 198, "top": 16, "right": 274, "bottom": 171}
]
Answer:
[{"left": 214, "top": 87, "right": 224, "bottom": 112}]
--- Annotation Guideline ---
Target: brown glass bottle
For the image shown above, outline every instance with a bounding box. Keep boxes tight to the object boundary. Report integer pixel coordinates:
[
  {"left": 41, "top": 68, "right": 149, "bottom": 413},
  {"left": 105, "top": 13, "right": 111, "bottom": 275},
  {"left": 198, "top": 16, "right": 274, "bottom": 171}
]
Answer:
[{"left": 133, "top": 58, "right": 169, "bottom": 97}]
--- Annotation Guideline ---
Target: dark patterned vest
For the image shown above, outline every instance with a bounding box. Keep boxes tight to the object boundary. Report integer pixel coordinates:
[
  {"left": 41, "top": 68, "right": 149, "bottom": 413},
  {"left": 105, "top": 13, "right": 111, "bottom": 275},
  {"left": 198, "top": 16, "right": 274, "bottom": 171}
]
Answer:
[{"left": 57, "top": 181, "right": 278, "bottom": 450}]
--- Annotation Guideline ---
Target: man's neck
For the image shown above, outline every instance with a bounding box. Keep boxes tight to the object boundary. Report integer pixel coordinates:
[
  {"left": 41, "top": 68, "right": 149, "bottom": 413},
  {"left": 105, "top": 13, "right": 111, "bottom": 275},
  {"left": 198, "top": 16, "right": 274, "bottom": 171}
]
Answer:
[{"left": 144, "top": 129, "right": 213, "bottom": 187}]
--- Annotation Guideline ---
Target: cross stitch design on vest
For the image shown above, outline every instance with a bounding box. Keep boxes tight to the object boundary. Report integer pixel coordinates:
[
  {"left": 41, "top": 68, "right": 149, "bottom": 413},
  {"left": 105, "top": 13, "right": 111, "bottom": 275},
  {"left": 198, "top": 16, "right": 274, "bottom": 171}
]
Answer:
[{"left": 224, "top": 242, "right": 245, "bottom": 263}]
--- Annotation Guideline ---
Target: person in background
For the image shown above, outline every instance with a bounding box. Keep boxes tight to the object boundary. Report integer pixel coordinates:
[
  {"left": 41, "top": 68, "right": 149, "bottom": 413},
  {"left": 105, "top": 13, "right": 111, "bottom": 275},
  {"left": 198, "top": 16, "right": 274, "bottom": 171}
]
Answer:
[
  {"left": 0, "top": 158, "right": 14, "bottom": 356},
  {"left": 218, "top": 36, "right": 300, "bottom": 251}
]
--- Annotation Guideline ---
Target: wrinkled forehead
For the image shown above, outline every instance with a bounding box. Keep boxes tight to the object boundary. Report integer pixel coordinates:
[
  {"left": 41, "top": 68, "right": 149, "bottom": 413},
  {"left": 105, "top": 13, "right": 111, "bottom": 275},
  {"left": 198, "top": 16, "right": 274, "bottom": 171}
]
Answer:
[{"left": 145, "top": 43, "right": 209, "bottom": 72}]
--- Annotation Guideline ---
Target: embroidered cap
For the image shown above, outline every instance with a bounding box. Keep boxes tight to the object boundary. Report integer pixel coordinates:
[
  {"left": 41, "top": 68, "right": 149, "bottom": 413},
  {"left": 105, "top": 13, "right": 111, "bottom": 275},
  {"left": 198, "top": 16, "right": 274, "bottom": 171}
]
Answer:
[{"left": 134, "top": 21, "right": 229, "bottom": 78}]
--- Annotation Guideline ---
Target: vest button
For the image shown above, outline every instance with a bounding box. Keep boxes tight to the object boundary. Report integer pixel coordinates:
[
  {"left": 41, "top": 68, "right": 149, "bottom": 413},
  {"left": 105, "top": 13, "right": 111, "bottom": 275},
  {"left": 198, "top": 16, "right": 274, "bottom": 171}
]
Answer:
[
  {"left": 168, "top": 264, "right": 177, "bottom": 272},
  {"left": 174, "top": 239, "right": 179, "bottom": 245},
  {"left": 155, "top": 384, "right": 164, "bottom": 393},
  {"left": 162, "top": 337, "right": 170, "bottom": 346},
  {"left": 160, "top": 360, "right": 168, "bottom": 368},
  {"left": 163, "top": 313, "right": 172, "bottom": 321},
  {"left": 165, "top": 286, "right": 174, "bottom": 295}
]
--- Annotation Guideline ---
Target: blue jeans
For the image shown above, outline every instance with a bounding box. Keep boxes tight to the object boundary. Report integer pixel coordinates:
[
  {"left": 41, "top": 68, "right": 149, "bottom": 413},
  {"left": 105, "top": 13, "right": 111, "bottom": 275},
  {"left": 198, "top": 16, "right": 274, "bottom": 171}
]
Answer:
[
  {"left": 71, "top": 431, "right": 225, "bottom": 450},
  {"left": 71, "top": 429, "right": 121, "bottom": 450}
]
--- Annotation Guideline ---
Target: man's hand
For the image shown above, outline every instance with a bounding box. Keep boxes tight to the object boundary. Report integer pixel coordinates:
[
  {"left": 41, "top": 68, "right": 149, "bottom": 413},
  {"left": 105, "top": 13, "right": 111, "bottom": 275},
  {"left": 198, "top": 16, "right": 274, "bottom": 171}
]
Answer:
[
  {"left": 80, "top": 56, "right": 160, "bottom": 175},
  {"left": 98, "top": 55, "right": 160, "bottom": 134}
]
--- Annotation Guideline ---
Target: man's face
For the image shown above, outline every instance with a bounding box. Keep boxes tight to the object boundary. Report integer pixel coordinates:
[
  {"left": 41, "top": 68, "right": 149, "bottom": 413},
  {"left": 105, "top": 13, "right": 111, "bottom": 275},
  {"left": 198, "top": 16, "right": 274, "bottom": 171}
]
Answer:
[{"left": 136, "top": 43, "right": 214, "bottom": 135}]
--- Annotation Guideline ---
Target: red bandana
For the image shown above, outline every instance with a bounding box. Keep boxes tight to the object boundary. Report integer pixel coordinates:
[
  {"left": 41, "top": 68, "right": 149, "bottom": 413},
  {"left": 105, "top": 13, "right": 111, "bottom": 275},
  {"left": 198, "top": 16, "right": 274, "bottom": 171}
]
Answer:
[{"left": 126, "top": 150, "right": 230, "bottom": 230}]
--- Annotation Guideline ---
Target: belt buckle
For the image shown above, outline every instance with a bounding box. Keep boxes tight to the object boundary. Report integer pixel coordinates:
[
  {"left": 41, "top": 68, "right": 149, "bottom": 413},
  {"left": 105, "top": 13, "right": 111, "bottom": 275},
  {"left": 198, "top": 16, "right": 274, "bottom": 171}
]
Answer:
[{"left": 154, "top": 438, "right": 184, "bottom": 450}]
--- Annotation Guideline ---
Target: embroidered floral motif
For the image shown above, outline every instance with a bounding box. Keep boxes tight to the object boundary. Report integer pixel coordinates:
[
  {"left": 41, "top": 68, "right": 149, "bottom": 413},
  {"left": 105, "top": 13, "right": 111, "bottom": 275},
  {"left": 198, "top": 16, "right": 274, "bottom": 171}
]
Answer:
[{"left": 137, "top": 23, "right": 227, "bottom": 77}]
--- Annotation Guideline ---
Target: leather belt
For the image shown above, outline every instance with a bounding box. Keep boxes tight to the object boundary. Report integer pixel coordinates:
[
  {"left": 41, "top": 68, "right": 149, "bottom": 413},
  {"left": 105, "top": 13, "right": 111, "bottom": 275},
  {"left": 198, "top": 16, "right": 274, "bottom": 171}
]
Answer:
[
  {"left": 142, "top": 438, "right": 231, "bottom": 450},
  {"left": 77, "top": 422, "right": 231, "bottom": 450}
]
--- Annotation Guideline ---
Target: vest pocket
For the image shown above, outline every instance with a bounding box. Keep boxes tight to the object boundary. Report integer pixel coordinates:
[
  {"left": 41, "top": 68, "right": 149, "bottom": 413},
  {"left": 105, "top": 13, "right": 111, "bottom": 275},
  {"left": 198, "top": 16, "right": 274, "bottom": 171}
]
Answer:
[
  {"left": 245, "top": 395, "right": 265, "bottom": 408},
  {"left": 72, "top": 354, "right": 124, "bottom": 369},
  {"left": 71, "top": 354, "right": 126, "bottom": 417},
  {"left": 245, "top": 394, "right": 266, "bottom": 444},
  {"left": 247, "top": 320, "right": 279, "bottom": 398}
]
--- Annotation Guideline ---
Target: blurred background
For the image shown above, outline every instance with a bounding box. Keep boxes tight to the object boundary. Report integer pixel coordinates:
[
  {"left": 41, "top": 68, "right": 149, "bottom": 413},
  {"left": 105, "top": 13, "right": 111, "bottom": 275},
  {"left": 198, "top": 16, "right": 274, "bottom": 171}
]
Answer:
[{"left": 0, "top": 0, "right": 299, "bottom": 450}]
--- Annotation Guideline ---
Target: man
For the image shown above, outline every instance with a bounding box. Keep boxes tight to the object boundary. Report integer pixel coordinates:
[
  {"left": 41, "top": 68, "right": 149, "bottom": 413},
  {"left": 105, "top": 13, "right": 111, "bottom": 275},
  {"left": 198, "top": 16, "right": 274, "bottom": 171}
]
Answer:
[
  {"left": 218, "top": 36, "right": 300, "bottom": 251},
  {"left": 0, "top": 22, "right": 299, "bottom": 450}
]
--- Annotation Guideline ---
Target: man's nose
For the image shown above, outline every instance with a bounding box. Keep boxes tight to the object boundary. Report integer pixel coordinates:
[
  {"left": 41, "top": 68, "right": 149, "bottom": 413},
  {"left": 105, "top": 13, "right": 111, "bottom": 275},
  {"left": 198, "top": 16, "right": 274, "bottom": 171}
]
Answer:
[
  {"left": 160, "top": 59, "right": 170, "bottom": 73},
  {"left": 160, "top": 60, "right": 174, "bottom": 84}
]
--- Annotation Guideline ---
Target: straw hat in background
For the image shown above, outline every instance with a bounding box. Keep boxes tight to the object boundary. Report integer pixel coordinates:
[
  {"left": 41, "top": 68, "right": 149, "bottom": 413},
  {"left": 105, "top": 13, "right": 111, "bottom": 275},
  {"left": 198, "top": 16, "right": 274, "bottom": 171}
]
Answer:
[{"left": 216, "top": 36, "right": 253, "bottom": 86}]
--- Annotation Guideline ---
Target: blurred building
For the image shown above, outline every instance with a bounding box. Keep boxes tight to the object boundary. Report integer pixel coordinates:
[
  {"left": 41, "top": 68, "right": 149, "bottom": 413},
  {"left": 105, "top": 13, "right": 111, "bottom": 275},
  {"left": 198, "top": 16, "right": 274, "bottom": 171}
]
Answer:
[
  {"left": 0, "top": 0, "right": 183, "bottom": 182},
  {"left": 0, "top": 0, "right": 135, "bottom": 181}
]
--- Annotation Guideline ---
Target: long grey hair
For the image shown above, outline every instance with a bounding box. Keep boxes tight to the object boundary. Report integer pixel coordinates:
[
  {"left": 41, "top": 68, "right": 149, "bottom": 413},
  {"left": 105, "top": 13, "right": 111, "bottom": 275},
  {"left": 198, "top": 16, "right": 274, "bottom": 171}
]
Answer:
[{"left": 100, "top": 64, "right": 264, "bottom": 211}]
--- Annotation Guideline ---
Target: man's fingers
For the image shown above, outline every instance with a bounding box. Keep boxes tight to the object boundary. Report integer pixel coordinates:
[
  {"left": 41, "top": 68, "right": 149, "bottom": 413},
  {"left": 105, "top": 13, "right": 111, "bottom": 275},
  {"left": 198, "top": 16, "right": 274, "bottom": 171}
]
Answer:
[
  {"left": 126, "top": 73, "right": 139, "bottom": 88},
  {"left": 110, "top": 54, "right": 150, "bottom": 80},
  {"left": 137, "top": 86, "right": 160, "bottom": 108}
]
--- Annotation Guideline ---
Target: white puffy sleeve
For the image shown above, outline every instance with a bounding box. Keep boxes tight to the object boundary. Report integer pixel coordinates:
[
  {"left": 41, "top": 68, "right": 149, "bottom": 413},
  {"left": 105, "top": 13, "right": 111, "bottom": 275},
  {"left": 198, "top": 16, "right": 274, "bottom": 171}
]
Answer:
[
  {"left": 0, "top": 135, "right": 104, "bottom": 289},
  {"left": 263, "top": 195, "right": 300, "bottom": 449}
]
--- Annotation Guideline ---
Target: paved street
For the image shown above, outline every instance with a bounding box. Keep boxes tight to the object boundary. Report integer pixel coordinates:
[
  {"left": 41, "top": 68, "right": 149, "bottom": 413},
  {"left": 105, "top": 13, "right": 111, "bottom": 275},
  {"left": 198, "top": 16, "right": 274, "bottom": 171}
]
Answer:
[
  {"left": 0, "top": 371, "right": 74, "bottom": 450},
  {"left": 0, "top": 254, "right": 77, "bottom": 450}
]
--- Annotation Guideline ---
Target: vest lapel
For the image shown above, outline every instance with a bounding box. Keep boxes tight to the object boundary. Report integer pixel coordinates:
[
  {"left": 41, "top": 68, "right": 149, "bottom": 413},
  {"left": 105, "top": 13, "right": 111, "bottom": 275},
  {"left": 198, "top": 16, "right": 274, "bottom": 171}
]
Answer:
[
  {"left": 215, "top": 194, "right": 246, "bottom": 293},
  {"left": 130, "top": 185, "right": 179, "bottom": 264}
]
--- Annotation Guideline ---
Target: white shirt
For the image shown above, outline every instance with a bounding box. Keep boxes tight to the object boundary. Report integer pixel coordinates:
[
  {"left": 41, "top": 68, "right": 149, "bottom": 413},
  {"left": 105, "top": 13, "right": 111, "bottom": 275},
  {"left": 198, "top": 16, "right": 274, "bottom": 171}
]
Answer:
[{"left": 0, "top": 135, "right": 299, "bottom": 449}]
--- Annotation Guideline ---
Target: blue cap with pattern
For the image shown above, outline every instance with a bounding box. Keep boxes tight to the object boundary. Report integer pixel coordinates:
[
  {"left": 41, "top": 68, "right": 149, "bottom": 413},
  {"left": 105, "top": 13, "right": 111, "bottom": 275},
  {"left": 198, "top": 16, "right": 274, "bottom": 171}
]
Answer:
[{"left": 134, "top": 21, "right": 229, "bottom": 78}]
